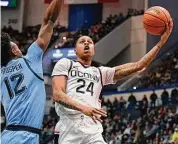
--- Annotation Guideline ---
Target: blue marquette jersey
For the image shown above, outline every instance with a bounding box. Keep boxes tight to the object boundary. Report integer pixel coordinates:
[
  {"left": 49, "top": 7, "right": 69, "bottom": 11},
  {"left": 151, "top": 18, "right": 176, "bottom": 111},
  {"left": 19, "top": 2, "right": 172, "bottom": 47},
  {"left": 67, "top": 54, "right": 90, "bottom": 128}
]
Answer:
[{"left": 1, "top": 42, "right": 46, "bottom": 129}]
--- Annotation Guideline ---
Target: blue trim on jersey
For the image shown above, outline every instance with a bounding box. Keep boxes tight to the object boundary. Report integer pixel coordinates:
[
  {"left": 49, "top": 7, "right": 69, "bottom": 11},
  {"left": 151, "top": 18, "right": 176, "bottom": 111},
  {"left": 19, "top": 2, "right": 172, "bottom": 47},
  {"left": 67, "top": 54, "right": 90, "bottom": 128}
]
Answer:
[{"left": 22, "top": 57, "right": 44, "bottom": 81}]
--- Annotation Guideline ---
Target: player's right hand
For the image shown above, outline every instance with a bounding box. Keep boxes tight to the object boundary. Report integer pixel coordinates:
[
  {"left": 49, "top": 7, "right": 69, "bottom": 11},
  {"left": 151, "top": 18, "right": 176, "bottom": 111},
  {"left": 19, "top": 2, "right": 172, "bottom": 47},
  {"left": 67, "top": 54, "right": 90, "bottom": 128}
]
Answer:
[{"left": 81, "top": 106, "right": 107, "bottom": 123}]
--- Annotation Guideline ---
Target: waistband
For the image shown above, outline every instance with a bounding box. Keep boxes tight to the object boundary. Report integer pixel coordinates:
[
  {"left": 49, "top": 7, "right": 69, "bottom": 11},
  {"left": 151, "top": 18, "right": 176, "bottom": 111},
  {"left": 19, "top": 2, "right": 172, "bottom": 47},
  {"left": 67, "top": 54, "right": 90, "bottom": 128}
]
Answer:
[
  {"left": 60, "top": 114, "right": 90, "bottom": 120},
  {"left": 6, "top": 125, "right": 41, "bottom": 135}
]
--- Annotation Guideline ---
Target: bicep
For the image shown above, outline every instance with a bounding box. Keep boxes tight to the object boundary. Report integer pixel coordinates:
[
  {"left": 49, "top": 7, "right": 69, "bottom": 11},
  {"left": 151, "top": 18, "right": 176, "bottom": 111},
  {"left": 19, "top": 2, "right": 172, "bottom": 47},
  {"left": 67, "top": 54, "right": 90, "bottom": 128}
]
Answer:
[
  {"left": 114, "top": 62, "right": 143, "bottom": 80},
  {"left": 52, "top": 76, "right": 67, "bottom": 94},
  {"left": 115, "top": 63, "right": 136, "bottom": 70}
]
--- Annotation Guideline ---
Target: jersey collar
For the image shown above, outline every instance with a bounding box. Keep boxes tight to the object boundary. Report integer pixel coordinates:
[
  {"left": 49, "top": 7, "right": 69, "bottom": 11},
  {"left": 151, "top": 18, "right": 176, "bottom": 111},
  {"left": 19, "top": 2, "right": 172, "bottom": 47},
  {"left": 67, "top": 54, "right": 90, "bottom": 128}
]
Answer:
[{"left": 74, "top": 60, "right": 90, "bottom": 68}]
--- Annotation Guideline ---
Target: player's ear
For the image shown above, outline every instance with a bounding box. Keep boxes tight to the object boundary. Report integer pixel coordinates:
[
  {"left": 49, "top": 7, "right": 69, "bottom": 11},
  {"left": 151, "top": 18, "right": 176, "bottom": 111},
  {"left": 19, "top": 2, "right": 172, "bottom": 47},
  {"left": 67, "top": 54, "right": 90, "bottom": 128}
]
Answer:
[
  {"left": 74, "top": 48, "right": 77, "bottom": 55},
  {"left": 11, "top": 43, "right": 18, "bottom": 56},
  {"left": 92, "top": 46, "right": 95, "bottom": 55},
  {"left": 11, "top": 46, "right": 17, "bottom": 56}
]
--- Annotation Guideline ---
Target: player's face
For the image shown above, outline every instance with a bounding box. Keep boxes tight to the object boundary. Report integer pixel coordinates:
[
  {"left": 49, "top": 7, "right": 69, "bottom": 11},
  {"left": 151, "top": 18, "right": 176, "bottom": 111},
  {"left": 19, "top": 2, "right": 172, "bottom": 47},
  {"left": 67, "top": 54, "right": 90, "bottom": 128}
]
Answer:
[
  {"left": 11, "top": 42, "right": 23, "bottom": 57},
  {"left": 75, "top": 36, "right": 95, "bottom": 60}
]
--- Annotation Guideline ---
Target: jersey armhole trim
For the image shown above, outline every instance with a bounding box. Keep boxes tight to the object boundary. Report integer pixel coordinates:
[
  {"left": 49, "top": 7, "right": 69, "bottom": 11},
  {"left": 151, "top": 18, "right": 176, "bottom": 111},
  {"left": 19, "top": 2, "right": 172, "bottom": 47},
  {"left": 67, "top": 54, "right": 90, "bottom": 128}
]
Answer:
[
  {"left": 68, "top": 60, "right": 73, "bottom": 74},
  {"left": 22, "top": 57, "right": 44, "bottom": 81},
  {"left": 52, "top": 75, "right": 68, "bottom": 78},
  {"left": 98, "top": 68, "right": 103, "bottom": 87}
]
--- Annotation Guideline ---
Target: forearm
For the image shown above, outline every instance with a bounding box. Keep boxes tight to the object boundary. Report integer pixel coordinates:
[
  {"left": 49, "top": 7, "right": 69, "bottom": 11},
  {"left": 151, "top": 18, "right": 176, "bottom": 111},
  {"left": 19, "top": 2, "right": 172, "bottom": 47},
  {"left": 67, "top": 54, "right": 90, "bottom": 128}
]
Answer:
[
  {"left": 53, "top": 90, "right": 84, "bottom": 112},
  {"left": 37, "top": 0, "right": 62, "bottom": 50},
  {"left": 114, "top": 41, "right": 165, "bottom": 80},
  {"left": 136, "top": 44, "right": 162, "bottom": 68},
  {"left": 137, "top": 26, "right": 171, "bottom": 68},
  {"left": 44, "top": 0, "right": 62, "bottom": 24}
]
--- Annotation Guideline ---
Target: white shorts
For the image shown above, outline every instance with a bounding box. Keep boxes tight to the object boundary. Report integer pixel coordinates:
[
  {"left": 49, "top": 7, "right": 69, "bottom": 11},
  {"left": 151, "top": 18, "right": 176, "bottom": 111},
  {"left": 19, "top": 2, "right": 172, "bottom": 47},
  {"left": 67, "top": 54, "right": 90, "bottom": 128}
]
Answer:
[{"left": 54, "top": 114, "right": 107, "bottom": 144}]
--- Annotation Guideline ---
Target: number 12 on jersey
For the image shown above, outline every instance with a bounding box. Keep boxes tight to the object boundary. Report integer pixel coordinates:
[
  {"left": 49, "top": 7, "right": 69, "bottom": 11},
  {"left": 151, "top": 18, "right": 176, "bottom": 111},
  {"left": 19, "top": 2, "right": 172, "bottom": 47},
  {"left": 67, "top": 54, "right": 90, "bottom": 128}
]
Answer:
[
  {"left": 4, "top": 73, "right": 27, "bottom": 99},
  {"left": 76, "top": 79, "right": 94, "bottom": 96}
]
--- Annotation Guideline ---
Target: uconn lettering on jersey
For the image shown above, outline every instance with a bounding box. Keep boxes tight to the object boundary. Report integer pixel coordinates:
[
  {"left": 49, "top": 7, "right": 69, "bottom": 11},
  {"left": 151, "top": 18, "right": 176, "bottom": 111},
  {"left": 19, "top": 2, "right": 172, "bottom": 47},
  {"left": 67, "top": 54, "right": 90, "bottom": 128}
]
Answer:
[
  {"left": 70, "top": 69, "right": 99, "bottom": 83},
  {"left": 1, "top": 63, "right": 23, "bottom": 75}
]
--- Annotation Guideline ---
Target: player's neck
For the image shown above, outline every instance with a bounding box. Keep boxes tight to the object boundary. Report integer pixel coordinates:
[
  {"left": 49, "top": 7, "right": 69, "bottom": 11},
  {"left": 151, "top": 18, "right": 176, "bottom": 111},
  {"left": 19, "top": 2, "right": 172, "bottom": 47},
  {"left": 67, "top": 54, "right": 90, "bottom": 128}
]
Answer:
[{"left": 77, "top": 58, "right": 92, "bottom": 66}]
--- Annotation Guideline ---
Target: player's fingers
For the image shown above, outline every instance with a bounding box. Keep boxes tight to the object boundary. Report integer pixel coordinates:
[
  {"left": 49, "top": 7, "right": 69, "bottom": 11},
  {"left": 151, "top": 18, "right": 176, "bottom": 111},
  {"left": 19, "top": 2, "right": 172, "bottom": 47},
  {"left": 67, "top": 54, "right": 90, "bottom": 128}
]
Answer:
[
  {"left": 96, "top": 116, "right": 103, "bottom": 123},
  {"left": 91, "top": 115, "right": 97, "bottom": 123},
  {"left": 93, "top": 109, "right": 107, "bottom": 117},
  {"left": 97, "top": 109, "right": 107, "bottom": 116},
  {"left": 169, "top": 18, "right": 173, "bottom": 33}
]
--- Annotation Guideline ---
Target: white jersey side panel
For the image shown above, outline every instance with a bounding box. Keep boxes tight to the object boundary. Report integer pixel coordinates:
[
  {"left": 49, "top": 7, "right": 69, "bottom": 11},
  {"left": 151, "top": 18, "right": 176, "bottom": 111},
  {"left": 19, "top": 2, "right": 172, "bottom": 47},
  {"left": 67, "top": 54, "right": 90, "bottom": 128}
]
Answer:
[{"left": 52, "top": 58, "right": 115, "bottom": 117}]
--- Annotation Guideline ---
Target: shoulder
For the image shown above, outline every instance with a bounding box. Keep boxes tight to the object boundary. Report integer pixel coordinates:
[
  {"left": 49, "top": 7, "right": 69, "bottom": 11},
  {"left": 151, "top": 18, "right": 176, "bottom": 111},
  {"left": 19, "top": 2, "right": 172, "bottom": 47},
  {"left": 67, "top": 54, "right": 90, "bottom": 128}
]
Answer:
[
  {"left": 56, "top": 58, "right": 71, "bottom": 64},
  {"left": 99, "top": 66, "right": 115, "bottom": 71},
  {"left": 54, "top": 58, "right": 72, "bottom": 70},
  {"left": 28, "top": 42, "right": 43, "bottom": 51}
]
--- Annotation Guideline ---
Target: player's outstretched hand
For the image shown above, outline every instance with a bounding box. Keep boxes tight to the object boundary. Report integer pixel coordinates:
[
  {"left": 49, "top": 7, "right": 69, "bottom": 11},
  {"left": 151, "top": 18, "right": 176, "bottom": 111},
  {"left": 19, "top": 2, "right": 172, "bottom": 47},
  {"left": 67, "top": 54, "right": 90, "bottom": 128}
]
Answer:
[
  {"left": 159, "top": 18, "right": 173, "bottom": 46},
  {"left": 81, "top": 106, "right": 107, "bottom": 123}
]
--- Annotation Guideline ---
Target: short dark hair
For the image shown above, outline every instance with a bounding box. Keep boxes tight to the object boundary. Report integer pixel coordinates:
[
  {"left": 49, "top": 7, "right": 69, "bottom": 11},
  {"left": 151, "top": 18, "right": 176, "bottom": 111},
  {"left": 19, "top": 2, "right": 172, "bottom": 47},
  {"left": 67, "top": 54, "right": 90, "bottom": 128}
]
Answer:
[
  {"left": 1, "top": 32, "right": 12, "bottom": 66},
  {"left": 74, "top": 35, "right": 81, "bottom": 47},
  {"left": 74, "top": 35, "right": 95, "bottom": 47}
]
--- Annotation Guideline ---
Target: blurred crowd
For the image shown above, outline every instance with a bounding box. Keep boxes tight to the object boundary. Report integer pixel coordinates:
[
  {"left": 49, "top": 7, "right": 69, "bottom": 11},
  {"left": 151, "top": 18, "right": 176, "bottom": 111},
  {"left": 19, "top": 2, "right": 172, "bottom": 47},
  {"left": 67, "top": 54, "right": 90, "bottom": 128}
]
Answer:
[
  {"left": 55, "top": 8, "right": 144, "bottom": 48},
  {"left": 1, "top": 8, "right": 143, "bottom": 54},
  {"left": 102, "top": 88, "right": 178, "bottom": 144},
  {"left": 40, "top": 115, "right": 58, "bottom": 144},
  {"left": 136, "top": 49, "right": 178, "bottom": 89}
]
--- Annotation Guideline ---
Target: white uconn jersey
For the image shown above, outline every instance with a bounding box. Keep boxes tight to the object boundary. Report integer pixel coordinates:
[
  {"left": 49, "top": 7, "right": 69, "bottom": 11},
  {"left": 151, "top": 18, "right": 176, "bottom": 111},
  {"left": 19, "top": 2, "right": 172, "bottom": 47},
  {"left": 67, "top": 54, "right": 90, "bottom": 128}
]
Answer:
[{"left": 52, "top": 58, "right": 116, "bottom": 117}]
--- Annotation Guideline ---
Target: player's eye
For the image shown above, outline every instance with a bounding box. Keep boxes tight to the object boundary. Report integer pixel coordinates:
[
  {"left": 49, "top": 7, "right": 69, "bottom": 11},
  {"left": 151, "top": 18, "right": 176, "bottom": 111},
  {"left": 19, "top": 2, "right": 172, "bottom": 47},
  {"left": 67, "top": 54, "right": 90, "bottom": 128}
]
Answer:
[{"left": 80, "top": 40, "right": 85, "bottom": 43}]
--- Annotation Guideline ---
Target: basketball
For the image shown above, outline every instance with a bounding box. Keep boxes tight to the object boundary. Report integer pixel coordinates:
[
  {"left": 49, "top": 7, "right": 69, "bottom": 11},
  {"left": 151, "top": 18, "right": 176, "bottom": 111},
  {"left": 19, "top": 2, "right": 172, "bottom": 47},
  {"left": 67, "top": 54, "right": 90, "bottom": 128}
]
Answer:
[{"left": 143, "top": 6, "right": 171, "bottom": 35}]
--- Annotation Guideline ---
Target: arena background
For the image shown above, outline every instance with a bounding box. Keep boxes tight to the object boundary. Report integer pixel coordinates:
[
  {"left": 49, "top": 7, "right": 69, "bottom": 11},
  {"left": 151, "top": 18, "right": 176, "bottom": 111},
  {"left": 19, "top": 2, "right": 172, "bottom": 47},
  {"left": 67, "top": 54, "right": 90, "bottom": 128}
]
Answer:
[{"left": 1, "top": 0, "right": 178, "bottom": 143}]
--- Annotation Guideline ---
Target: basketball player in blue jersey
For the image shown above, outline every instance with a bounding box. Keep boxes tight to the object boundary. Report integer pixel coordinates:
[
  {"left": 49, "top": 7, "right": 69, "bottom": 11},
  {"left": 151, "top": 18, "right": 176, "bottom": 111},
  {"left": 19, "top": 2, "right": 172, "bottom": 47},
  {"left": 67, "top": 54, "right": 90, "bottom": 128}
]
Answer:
[
  {"left": 52, "top": 20, "right": 173, "bottom": 143},
  {"left": 1, "top": 0, "right": 62, "bottom": 143}
]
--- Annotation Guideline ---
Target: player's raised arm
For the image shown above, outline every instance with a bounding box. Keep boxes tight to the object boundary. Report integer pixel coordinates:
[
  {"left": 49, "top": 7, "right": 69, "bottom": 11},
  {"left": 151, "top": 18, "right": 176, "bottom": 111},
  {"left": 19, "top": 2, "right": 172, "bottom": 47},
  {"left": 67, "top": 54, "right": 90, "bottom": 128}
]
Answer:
[
  {"left": 113, "top": 20, "right": 173, "bottom": 81},
  {"left": 36, "top": 0, "right": 62, "bottom": 51}
]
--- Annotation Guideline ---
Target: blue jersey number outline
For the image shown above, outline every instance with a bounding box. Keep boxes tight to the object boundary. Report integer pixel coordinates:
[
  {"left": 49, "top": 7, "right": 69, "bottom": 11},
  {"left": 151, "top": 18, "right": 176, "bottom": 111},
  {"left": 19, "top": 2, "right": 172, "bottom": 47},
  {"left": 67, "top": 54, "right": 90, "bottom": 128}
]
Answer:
[{"left": 4, "top": 73, "right": 27, "bottom": 99}]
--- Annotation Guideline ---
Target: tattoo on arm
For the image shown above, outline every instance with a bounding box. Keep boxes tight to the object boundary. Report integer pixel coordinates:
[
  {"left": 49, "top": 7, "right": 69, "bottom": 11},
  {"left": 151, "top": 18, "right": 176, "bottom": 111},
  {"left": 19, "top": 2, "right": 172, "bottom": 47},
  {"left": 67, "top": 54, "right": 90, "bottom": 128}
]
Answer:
[
  {"left": 115, "top": 45, "right": 161, "bottom": 80},
  {"left": 57, "top": 101, "right": 80, "bottom": 111},
  {"left": 115, "top": 65, "right": 139, "bottom": 79},
  {"left": 53, "top": 91, "right": 82, "bottom": 111},
  {"left": 137, "top": 45, "right": 161, "bottom": 68}
]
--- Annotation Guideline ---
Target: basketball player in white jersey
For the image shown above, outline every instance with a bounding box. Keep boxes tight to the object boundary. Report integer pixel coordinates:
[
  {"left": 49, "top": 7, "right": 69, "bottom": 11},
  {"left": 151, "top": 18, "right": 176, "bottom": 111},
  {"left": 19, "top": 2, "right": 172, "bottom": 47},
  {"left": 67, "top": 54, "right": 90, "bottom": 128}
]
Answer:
[{"left": 52, "top": 20, "right": 173, "bottom": 144}]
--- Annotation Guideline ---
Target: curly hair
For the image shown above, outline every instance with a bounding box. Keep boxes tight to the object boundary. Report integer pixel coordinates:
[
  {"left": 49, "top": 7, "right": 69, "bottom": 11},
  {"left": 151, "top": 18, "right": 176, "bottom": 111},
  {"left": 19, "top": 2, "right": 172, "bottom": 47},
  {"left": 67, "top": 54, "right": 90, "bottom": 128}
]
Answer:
[{"left": 1, "top": 32, "right": 12, "bottom": 66}]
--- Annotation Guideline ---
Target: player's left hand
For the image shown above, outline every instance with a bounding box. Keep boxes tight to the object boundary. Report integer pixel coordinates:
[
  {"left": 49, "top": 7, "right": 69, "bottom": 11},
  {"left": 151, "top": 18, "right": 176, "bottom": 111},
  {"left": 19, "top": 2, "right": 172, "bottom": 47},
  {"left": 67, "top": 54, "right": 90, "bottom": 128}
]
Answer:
[
  {"left": 159, "top": 18, "right": 173, "bottom": 45},
  {"left": 92, "top": 114, "right": 103, "bottom": 123},
  {"left": 81, "top": 106, "right": 107, "bottom": 123}
]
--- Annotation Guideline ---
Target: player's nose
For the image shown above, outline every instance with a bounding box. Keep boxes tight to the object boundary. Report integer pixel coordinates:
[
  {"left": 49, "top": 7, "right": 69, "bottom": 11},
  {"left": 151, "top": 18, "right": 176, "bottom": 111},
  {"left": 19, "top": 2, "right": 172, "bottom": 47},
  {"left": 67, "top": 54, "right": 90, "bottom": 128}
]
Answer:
[{"left": 84, "top": 42, "right": 89, "bottom": 46}]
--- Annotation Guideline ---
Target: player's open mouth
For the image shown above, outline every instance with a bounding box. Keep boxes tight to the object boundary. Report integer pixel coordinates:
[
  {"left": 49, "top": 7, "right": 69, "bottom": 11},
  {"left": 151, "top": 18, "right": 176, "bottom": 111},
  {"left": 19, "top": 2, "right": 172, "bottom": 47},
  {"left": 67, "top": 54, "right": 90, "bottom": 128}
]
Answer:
[{"left": 84, "top": 46, "right": 90, "bottom": 50}]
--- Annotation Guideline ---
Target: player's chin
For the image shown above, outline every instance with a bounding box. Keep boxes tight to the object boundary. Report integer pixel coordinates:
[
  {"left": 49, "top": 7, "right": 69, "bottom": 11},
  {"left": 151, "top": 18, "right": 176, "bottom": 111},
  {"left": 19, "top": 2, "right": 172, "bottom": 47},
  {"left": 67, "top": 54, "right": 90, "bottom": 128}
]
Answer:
[{"left": 81, "top": 54, "right": 93, "bottom": 60}]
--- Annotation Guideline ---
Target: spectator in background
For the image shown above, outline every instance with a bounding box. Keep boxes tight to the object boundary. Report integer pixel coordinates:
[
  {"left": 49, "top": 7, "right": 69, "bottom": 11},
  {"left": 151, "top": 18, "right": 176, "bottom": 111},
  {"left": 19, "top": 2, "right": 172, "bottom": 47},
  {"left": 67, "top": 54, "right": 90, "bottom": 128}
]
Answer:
[
  {"left": 171, "top": 88, "right": 178, "bottom": 104},
  {"left": 150, "top": 90, "right": 158, "bottom": 108},
  {"left": 142, "top": 95, "right": 148, "bottom": 103},
  {"left": 140, "top": 99, "right": 148, "bottom": 117},
  {"left": 128, "top": 93, "right": 137, "bottom": 108},
  {"left": 119, "top": 96, "right": 126, "bottom": 110},
  {"left": 171, "top": 128, "right": 178, "bottom": 143},
  {"left": 161, "top": 89, "right": 169, "bottom": 106},
  {"left": 113, "top": 97, "right": 119, "bottom": 107}
]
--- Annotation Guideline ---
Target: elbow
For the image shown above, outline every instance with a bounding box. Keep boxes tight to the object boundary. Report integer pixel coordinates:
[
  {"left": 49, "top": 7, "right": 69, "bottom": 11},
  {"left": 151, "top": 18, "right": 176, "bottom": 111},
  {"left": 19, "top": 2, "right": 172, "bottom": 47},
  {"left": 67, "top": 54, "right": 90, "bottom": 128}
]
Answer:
[
  {"left": 52, "top": 90, "right": 63, "bottom": 102},
  {"left": 52, "top": 91, "right": 59, "bottom": 102},
  {"left": 52, "top": 94, "right": 57, "bottom": 102},
  {"left": 135, "top": 61, "right": 145, "bottom": 71}
]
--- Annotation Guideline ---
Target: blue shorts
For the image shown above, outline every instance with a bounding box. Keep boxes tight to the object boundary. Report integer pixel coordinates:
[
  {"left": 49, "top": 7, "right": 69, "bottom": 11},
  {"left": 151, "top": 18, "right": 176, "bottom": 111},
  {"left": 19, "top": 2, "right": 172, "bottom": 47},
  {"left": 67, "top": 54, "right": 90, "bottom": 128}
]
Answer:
[{"left": 1, "top": 130, "right": 39, "bottom": 144}]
